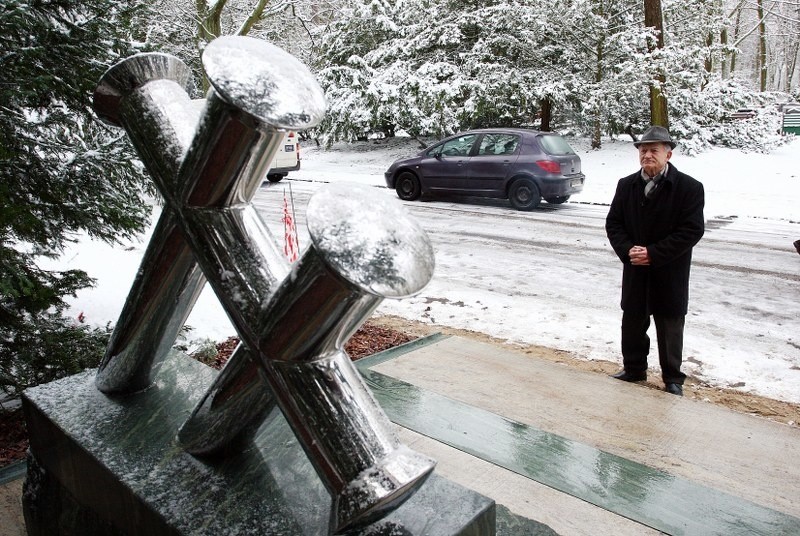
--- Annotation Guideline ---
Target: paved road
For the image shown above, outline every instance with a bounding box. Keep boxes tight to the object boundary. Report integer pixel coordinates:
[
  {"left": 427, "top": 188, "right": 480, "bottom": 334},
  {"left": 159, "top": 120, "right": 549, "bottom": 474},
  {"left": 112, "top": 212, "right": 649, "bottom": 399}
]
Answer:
[{"left": 254, "top": 180, "right": 800, "bottom": 402}]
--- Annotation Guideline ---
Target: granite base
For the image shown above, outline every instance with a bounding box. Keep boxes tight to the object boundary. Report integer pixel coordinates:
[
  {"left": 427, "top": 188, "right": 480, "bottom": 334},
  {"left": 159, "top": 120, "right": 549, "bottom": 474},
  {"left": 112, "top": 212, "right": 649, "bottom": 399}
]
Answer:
[{"left": 21, "top": 352, "right": 495, "bottom": 535}]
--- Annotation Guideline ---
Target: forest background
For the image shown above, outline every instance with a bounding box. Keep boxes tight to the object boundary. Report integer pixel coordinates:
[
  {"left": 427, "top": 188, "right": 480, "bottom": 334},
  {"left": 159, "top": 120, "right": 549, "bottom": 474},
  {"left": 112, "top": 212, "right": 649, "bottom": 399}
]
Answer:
[{"left": 1, "top": 0, "right": 798, "bottom": 396}]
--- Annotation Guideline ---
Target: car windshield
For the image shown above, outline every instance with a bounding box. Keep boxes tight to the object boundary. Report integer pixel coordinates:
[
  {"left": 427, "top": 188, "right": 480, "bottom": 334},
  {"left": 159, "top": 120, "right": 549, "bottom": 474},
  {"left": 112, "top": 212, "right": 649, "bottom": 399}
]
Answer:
[{"left": 538, "top": 135, "right": 575, "bottom": 156}]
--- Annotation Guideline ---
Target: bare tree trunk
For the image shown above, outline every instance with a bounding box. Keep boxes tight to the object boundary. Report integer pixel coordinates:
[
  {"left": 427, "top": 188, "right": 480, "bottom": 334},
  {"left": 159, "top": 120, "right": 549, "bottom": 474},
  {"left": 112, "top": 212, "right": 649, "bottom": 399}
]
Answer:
[
  {"left": 757, "top": 0, "right": 767, "bottom": 91},
  {"left": 702, "top": 31, "right": 714, "bottom": 89},
  {"left": 774, "top": 0, "right": 800, "bottom": 93},
  {"left": 705, "top": 33, "right": 714, "bottom": 75},
  {"left": 539, "top": 97, "right": 552, "bottom": 132},
  {"left": 195, "top": 0, "right": 227, "bottom": 92},
  {"left": 238, "top": 0, "right": 269, "bottom": 35},
  {"left": 710, "top": 0, "right": 722, "bottom": 79},
  {"left": 195, "top": 1, "right": 268, "bottom": 91},
  {"left": 197, "top": 0, "right": 225, "bottom": 46},
  {"left": 592, "top": 40, "right": 604, "bottom": 149},
  {"left": 787, "top": 42, "right": 799, "bottom": 92},
  {"left": 730, "top": 6, "right": 742, "bottom": 74},
  {"left": 721, "top": 27, "right": 729, "bottom": 78},
  {"left": 793, "top": 3, "right": 800, "bottom": 92},
  {"left": 644, "top": 0, "right": 669, "bottom": 127},
  {"left": 592, "top": 118, "right": 602, "bottom": 150},
  {"left": 589, "top": 1, "right": 605, "bottom": 149}
]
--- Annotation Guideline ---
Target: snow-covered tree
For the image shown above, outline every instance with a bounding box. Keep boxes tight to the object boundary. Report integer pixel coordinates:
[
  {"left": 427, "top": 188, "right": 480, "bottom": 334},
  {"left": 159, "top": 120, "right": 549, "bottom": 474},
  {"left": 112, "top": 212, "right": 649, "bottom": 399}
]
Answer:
[
  {"left": 139, "top": 0, "right": 325, "bottom": 91},
  {"left": 314, "top": 0, "right": 669, "bottom": 145},
  {"left": 722, "top": 0, "right": 800, "bottom": 94},
  {"left": 314, "top": 0, "right": 793, "bottom": 150},
  {"left": 0, "top": 0, "right": 150, "bottom": 395},
  {"left": 551, "top": 0, "right": 658, "bottom": 147},
  {"left": 656, "top": 0, "right": 791, "bottom": 151},
  {"left": 315, "top": 0, "right": 580, "bottom": 142}
]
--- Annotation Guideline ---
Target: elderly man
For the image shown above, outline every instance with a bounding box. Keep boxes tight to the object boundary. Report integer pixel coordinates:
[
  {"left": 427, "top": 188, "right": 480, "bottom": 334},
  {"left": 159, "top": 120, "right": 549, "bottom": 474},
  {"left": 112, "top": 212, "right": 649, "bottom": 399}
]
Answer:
[{"left": 605, "top": 126, "right": 705, "bottom": 396}]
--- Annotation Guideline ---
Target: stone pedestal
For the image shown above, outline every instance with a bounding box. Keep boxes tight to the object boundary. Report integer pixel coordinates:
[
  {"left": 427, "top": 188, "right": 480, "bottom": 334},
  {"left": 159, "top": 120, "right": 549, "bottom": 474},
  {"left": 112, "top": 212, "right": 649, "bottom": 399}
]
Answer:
[{"left": 21, "top": 352, "right": 495, "bottom": 535}]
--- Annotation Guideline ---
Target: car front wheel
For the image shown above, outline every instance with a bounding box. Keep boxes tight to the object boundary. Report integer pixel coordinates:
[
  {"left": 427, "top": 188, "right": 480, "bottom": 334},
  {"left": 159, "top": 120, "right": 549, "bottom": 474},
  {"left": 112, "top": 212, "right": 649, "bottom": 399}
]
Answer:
[
  {"left": 509, "top": 180, "right": 541, "bottom": 210},
  {"left": 545, "top": 195, "right": 570, "bottom": 204},
  {"left": 395, "top": 172, "right": 421, "bottom": 201},
  {"left": 267, "top": 174, "right": 285, "bottom": 183}
]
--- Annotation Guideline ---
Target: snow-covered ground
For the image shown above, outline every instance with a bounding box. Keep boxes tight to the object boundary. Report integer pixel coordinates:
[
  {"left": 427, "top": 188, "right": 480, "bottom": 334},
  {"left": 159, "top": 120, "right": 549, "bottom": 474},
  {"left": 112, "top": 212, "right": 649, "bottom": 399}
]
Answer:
[{"left": 45, "top": 135, "right": 800, "bottom": 403}]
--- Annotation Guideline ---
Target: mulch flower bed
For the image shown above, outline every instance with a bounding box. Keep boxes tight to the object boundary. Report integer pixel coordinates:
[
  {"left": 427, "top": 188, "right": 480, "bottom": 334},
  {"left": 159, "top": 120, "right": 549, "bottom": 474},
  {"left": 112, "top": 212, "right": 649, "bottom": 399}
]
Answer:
[
  {"left": 0, "top": 409, "right": 27, "bottom": 467},
  {"left": 0, "top": 322, "right": 412, "bottom": 469}
]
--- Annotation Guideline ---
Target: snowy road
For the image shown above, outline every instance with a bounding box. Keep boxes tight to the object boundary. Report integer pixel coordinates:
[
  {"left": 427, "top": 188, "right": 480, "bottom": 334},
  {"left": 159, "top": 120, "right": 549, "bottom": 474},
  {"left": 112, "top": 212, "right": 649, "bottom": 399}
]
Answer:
[
  {"left": 253, "top": 178, "right": 800, "bottom": 404},
  {"left": 54, "top": 137, "right": 800, "bottom": 404}
]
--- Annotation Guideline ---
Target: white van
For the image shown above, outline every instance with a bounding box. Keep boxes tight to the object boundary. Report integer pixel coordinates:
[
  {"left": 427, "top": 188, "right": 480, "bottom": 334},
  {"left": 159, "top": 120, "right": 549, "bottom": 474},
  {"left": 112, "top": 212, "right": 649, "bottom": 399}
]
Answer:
[{"left": 267, "top": 131, "right": 300, "bottom": 183}]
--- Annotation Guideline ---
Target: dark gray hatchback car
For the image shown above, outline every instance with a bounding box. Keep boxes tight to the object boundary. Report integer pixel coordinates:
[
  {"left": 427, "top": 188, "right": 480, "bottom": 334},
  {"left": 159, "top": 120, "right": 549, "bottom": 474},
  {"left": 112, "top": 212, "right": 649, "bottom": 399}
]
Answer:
[{"left": 384, "top": 128, "right": 584, "bottom": 210}]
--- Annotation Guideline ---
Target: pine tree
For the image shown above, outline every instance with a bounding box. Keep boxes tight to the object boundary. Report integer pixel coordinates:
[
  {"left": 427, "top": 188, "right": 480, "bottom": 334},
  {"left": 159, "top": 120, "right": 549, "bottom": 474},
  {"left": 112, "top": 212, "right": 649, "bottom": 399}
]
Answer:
[
  {"left": 0, "top": 0, "right": 150, "bottom": 396},
  {"left": 314, "top": 0, "right": 790, "bottom": 150}
]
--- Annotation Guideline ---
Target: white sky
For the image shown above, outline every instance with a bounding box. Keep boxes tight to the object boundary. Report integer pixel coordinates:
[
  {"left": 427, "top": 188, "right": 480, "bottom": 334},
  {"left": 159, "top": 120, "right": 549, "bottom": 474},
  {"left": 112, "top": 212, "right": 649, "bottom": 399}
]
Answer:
[{"left": 45, "top": 135, "right": 800, "bottom": 405}]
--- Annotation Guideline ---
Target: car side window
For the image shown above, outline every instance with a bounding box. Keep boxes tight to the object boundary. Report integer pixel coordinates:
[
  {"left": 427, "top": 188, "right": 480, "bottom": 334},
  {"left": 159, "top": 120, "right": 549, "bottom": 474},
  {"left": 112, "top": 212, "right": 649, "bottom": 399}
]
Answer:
[
  {"left": 435, "top": 134, "right": 478, "bottom": 157},
  {"left": 478, "top": 134, "right": 519, "bottom": 156}
]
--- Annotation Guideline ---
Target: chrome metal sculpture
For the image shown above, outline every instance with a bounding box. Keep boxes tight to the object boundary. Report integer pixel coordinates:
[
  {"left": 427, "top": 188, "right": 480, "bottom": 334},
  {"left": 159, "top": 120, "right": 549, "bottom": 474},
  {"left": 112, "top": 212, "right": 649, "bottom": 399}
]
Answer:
[{"left": 93, "top": 36, "right": 436, "bottom": 534}]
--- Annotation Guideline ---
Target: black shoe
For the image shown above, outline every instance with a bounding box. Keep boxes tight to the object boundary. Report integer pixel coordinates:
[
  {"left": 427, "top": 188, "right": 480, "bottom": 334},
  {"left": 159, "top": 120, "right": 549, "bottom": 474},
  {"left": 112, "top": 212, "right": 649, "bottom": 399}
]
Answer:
[
  {"left": 611, "top": 370, "right": 646, "bottom": 382},
  {"left": 665, "top": 383, "right": 683, "bottom": 396}
]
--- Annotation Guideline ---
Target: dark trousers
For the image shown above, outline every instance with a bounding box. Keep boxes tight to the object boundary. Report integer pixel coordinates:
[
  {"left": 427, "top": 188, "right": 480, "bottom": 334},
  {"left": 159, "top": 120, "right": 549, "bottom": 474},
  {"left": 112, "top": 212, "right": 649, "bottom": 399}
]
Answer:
[{"left": 621, "top": 311, "right": 686, "bottom": 384}]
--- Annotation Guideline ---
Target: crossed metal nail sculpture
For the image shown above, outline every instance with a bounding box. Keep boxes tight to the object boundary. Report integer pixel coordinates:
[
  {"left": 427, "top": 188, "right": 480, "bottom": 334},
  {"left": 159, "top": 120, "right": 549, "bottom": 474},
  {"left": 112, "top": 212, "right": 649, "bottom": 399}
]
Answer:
[{"left": 92, "top": 36, "right": 436, "bottom": 534}]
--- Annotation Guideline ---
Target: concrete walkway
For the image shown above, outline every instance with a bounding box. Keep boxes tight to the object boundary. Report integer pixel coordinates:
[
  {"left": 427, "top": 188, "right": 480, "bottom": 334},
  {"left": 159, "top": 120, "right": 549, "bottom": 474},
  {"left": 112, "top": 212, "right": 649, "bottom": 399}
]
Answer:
[
  {"left": 0, "top": 470, "right": 24, "bottom": 536},
  {"left": 363, "top": 335, "right": 800, "bottom": 535},
  {"left": 2, "top": 334, "right": 798, "bottom": 535}
]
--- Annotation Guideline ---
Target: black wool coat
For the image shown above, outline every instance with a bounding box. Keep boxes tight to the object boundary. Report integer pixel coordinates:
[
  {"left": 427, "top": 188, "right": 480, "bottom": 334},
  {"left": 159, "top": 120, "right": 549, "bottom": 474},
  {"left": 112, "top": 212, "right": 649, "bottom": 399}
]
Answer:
[{"left": 605, "top": 163, "right": 705, "bottom": 316}]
